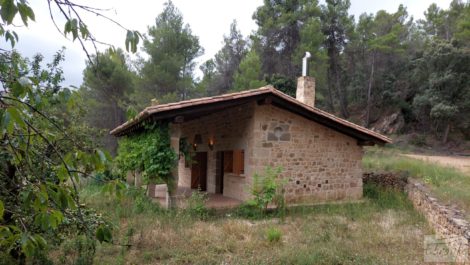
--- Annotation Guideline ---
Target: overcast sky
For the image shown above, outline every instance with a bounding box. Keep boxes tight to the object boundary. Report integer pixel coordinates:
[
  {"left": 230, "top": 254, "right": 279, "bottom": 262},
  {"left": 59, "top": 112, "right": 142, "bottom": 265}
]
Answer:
[{"left": 3, "top": 0, "right": 453, "bottom": 87}]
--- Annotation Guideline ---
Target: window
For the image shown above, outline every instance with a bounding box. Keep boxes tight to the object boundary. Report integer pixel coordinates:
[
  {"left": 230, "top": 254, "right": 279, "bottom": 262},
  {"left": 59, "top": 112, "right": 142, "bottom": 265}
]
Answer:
[{"left": 223, "top": 149, "right": 245, "bottom": 175}]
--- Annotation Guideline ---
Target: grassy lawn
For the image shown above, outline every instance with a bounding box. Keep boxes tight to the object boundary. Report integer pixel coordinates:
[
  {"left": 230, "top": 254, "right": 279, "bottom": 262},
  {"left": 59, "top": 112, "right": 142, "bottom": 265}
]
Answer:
[
  {"left": 52, "top": 184, "right": 432, "bottom": 265},
  {"left": 364, "top": 146, "right": 470, "bottom": 220}
]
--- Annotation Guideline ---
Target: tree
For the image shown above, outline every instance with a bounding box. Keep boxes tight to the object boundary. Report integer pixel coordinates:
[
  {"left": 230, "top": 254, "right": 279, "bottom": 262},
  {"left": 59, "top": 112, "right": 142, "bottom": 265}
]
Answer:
[
  {"left": 0, "top": 1, "right": 138, "bottom": 263},
  {"left": 232, "top": 49, "right": 267, "bottom": 91},
  {"left": 0, "top": 49, "right": 113, "bottom": 264},
  {"left": 412, "top": 40, "right": 470, "bottom": 143},
  {"left": 206, "top": 20, "right": 248, "bottom": 95},
  {"left": 140, "top": 1, "right": 203, "bottom": 103},
  {"left": 320, "top": 0, "right": 354, "bottom": 117},
  {"left": 253, "top": 0, "right": 320, "bottom": 79},
  {"left": 81, "top": 48, "right": 135, "bottom": 154}
]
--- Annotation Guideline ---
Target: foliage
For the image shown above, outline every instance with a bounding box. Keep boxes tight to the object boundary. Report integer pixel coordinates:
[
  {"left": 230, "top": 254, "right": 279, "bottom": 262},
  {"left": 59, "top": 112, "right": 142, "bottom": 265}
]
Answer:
[
  {"left": 203, "top": 21, "right": 248, "bottom": 96},
  {"left": 320, "top": 0, "right": 354, "bottom": 117},
  {"left": 253, "top": 0, "right": 319, "bottom": 78},
  {"left": 0, "top": 49, "right": 115, "bottom": 263},
  {"left": 0, "top": 0, "right": 148, "bottom": 263},
  {"left": 266, "top": 227, "right": 282, "bottom": 243},
  {"left": 139, "top": 0, "right": 203, "bottom": 104},
  {"left": 80, "top": 48, "right": 136, "bottom": 154},
  {"left": 232, "top": 49, "right": 267, "bottom": 91},
  {"left": 115, "top": 123, "right": 177, "bottom": 187},
  {"left": 266, "top": 74, "right": 296, "bottom": 97},
  {"left": 249, "top": 167, "right": 286, "bottom": 214},
  {"left": 186, "top": 189, "right": 209, "bottom": 220},
  {"left": 411, "top": 40, "right": 470, "bottom": 142}
]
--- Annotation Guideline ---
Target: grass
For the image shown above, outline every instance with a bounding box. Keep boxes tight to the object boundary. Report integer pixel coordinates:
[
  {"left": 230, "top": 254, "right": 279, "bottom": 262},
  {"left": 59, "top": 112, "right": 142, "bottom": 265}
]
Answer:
[
  {"left": 364, "top": 146, "right": 470, "bottom": 219},
  {"left": 50, "top": 183, "right": 432, "bottom": 265}
]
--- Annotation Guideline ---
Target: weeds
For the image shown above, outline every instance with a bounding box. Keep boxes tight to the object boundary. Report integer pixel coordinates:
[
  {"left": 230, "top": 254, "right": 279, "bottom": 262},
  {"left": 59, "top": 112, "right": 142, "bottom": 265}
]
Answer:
[
  {"left": 266, "top": 227, "right": 282, "bottom": 243},
  {"left": 364, "top": 146, "right": 470, "bottom": 218},
  {"left": 186, "top": 189, "right": 210, "bottom": 220},
  {"left": 63, "top": 183, "right": 431, "bottom": 264}
]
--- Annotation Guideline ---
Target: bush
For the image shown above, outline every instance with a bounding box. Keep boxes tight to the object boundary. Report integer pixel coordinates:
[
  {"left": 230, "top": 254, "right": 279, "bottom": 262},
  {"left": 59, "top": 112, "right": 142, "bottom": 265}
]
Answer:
[
  {"left": 266, "top": 227, "right": 282, "bottom": 243},
  {"left": 250, "top": 167, "right": 286, "bottom": 214},
  {"left": 186, "top": 189, "right": 209, "bottom": 220},
  {"left": 127, "top": 187, "right": 161, "bottom": 214}
]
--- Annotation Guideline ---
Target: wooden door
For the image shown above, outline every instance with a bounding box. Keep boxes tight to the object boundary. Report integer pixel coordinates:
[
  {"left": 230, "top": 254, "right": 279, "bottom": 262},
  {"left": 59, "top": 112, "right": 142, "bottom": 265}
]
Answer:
[{"left": 191, "top": 152, "right": 207, "bottom": 191}]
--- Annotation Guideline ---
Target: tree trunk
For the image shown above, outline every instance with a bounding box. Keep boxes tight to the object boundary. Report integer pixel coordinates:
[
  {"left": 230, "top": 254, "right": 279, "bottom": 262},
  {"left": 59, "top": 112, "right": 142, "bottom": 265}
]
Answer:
[
  {"left": 326, "top": 68, "right": 336, "bottom": 112},
  {"left": 442, "top": 123, "right": 451, "bottom": 144},
  {"left": 166, "top": 180, "right": 178, "bottom": 209},
  {"left": 365, "top": 52, "right": 375, "bottom": 127},
  {"left": 335, "top": 64, "right": 349, "bottom": 118}
]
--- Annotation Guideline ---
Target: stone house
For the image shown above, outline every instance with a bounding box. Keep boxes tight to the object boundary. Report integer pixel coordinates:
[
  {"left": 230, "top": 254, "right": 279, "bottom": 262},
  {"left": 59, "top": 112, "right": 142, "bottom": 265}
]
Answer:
[{"left": 111, "top": 76, "right": 391, "bottom": 205}]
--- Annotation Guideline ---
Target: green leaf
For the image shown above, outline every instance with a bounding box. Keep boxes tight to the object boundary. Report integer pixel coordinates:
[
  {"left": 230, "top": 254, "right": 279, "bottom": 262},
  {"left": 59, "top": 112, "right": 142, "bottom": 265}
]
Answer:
[
  {"left": 0, "top": 200, "right": 4, "bottom": 220},
  {"left": 79, "top": 21, "right": 89, "bottom": 39},
  {"left": 6, "top": 106, "right": 26, "bottom": 129},
  {"left": 4, "top": 30, "right": 17, "bottom": 46},
  {"left": 96, "top": 225, "right": 112, "bottom": 243},
  {"left": 64, "top": 19, "right": 78, "bottom": 40},
  {"left": 17, "top": 3, "right": 35, "bottom": 26},
  {"left": 71, "top": 19, "right": 78, "bottom": 40},
  {"left": 0, "top": 0, "right": 18, "bottom": 25},
  {"left": 125, "top": 30, "right": 133, "bottom": 52}
]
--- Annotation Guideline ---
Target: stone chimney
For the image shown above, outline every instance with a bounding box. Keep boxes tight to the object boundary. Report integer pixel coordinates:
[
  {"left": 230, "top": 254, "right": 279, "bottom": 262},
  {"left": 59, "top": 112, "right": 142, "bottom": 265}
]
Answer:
[{"left": 296, "top": 76, "right": 315, "bottom": 108}]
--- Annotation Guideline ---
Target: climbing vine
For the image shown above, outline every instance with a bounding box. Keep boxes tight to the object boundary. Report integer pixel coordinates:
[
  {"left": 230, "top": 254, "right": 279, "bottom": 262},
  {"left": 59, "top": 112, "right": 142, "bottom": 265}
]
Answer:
[{"left": 115, "top": 123, "right": 177, "bottom": 187}]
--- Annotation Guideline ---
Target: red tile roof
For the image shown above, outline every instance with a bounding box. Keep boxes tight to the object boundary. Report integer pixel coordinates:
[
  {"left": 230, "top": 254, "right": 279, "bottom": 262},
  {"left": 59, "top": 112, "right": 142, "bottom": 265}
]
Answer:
[{"left": 110, "top": 86, "right": 391, "bottom": 144}]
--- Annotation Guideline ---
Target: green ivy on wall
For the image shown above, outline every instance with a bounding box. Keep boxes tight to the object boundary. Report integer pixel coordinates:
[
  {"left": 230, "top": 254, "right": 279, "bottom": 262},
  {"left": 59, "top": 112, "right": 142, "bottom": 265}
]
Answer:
[{"left": 115, "top": 123, "right": 177, "bottom": 186}]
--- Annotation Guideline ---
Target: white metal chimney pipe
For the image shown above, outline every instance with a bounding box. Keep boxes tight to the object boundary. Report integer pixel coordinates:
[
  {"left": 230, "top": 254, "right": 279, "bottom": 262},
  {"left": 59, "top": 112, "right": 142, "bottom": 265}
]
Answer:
[{"left": 302, "top": 51, "right": 311, "bottom": 76}]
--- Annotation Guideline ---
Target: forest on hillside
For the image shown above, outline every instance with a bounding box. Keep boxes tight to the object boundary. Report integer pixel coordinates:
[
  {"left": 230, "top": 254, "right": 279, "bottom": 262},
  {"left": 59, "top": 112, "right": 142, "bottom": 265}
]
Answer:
[
  {"left": 0, "top": 1, "right": 469, "bottom": 263},
  {"left": 79, "top": 0, "right": 470, "bottom": 152}
]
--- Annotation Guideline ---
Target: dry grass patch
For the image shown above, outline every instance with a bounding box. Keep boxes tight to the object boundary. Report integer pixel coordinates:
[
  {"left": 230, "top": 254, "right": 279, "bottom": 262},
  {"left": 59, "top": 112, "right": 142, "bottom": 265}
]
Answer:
[
  {"left": 55, "top": 184, "right": 434, "bottom": 265},
  {"left": 364, "top": 146, "right": 470, "bottom": 219}
]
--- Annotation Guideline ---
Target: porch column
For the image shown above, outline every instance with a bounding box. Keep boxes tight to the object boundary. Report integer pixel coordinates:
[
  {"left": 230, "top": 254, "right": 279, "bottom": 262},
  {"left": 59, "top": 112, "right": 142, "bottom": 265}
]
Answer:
[{"left": 167, "top": 123, "right": 181, "bottom": 208}]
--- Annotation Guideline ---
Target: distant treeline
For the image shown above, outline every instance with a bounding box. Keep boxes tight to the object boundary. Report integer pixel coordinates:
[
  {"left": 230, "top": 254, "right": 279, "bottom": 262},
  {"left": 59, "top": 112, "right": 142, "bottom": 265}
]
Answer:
[{"left": 79, "top": 0, "right": 470, "bottom": 152}]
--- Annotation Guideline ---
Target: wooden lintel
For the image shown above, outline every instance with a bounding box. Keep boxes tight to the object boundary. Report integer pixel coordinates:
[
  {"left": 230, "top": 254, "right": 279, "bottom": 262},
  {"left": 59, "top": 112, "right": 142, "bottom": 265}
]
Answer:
[
  {"left": 257, "top": 97, "right": 272, "bottom": 105},
  {"left": 357, "top": 140, "right": 375, "bottom": 146},
  {"left": 174, "top": 115, "right": 184, "bottom": 123}
]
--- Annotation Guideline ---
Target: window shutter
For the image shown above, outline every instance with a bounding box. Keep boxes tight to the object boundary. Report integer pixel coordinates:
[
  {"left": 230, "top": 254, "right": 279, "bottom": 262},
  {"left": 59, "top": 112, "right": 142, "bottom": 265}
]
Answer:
[{"left": 233, "top": 150, "right": 245, "bottom": 175}]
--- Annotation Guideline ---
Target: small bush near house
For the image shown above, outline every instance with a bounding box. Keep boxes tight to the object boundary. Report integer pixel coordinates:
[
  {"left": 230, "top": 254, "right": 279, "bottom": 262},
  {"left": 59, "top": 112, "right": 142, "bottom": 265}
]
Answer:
[
  {"left": 249, "top": 166, "right": 287, "bottom": 214},
  {"left": 186, "top": 189, "right": 210, "bottom": 220},
  {"left": 266, "top": 227, "right": 282, "bottom": 243}
]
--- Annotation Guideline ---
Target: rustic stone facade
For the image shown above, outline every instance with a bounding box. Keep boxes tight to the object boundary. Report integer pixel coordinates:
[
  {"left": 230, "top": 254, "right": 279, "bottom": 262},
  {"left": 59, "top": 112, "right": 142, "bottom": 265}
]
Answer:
[
  {"left": 174, "top": 102, "right": 364, "bottom": 204},
  {"left": 251, "top": 104, "right": 363, "bottom": 204},
  {"left": 177, "top": 102, "right": 256, "bottom": 200}
]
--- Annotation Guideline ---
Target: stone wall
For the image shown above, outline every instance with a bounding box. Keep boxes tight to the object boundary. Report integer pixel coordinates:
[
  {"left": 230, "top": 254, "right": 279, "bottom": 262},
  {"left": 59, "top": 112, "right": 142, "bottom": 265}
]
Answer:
[
  {"left": 252, "top": 104, "right": 363, "bottom": 204},
  {"left": 406, "top": 179, "right": 470, "bottom": 263},
  {"left": 177, "top": 102, "right": 256, "bottom": 200}
]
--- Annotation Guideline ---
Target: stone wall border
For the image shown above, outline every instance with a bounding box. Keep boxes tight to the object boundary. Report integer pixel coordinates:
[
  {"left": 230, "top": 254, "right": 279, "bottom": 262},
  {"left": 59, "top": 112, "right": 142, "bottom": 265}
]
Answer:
[{"left": 363, "top": 172, "right": 470, "bottom": 264}]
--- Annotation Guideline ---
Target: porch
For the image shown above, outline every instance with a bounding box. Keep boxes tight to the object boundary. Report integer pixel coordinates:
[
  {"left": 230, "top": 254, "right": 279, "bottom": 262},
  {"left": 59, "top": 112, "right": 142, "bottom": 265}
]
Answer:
[{"left": 151, "top": 184, "right": 242, "bottom": 210}]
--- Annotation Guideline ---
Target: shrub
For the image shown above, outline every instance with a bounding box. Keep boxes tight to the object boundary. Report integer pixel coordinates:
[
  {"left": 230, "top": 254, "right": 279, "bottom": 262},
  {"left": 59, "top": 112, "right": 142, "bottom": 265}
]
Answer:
[
  {"left": 266, "top": 227, "right": 282, "bottom": 243},
  {"left": 250, "top": 167, "right": 286, "bottom": 214},
  {"left": 235, "top": 200, "right": 262, "bottom": 219},
  {"left": 127, "top": 187, "right": 161, "bottom": 214},
  {"left": 186, "top": 189, "right": 209, "bottom": 220}
]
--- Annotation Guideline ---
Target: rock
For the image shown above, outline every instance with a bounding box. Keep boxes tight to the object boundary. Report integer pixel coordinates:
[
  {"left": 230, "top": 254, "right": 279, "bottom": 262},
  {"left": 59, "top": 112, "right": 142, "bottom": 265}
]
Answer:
[{"left": 371, "top": 112, "right": 405, "bottom": 135}]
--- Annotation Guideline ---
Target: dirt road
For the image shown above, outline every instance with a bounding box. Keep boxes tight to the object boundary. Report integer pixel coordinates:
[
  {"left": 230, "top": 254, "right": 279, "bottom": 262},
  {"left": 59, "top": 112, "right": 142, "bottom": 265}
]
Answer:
[{"left": 403, "top": 154, "right": 470, "bottom": 174}]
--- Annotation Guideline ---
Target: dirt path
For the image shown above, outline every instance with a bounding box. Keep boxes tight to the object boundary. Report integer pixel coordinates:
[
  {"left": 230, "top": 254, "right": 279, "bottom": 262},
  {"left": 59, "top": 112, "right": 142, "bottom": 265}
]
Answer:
[{"left": 403, "top": 154, "right": 470, "bottom": 174}]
